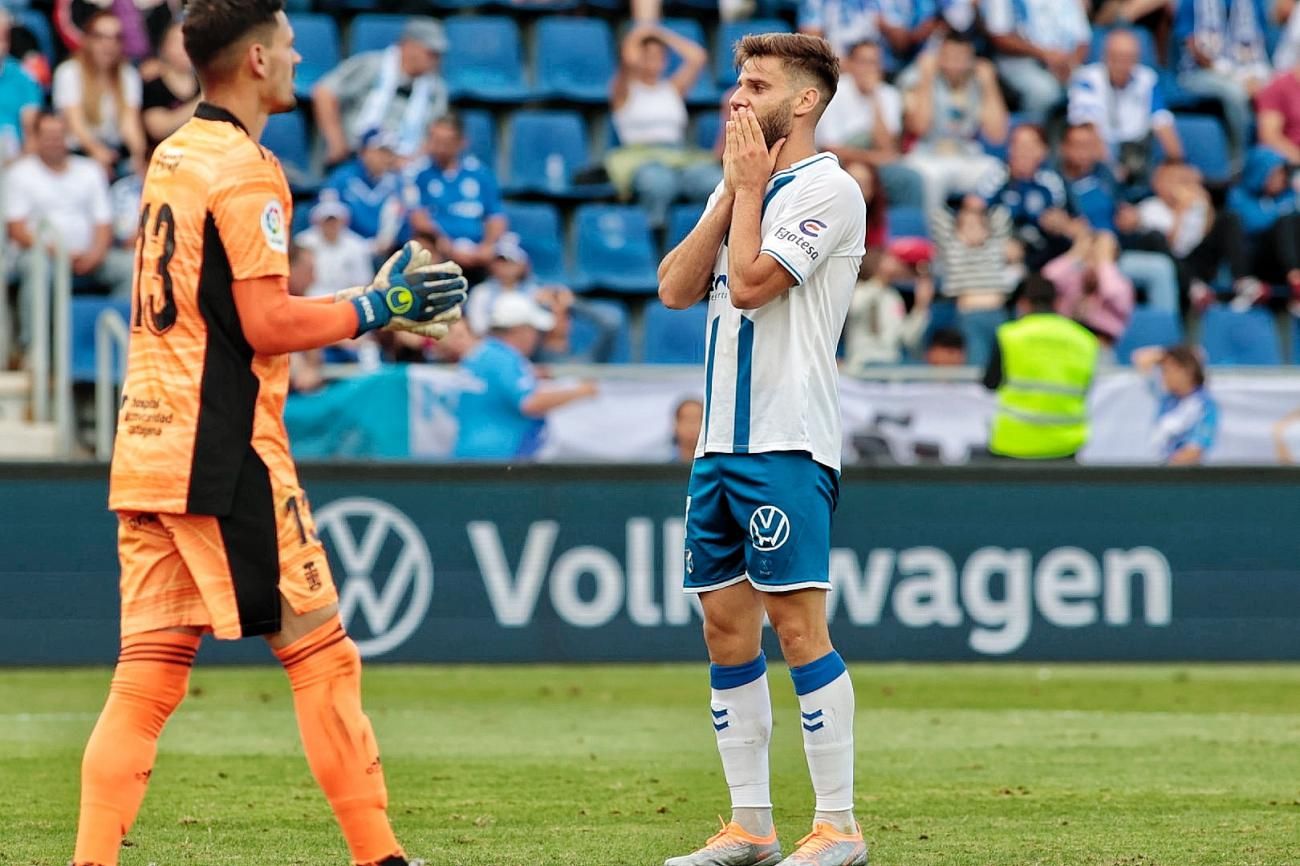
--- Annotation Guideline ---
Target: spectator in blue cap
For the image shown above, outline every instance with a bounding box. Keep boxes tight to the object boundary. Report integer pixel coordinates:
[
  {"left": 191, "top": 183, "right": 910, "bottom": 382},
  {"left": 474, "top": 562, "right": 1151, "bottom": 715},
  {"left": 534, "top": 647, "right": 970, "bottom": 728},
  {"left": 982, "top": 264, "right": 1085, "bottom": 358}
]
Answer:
[{"left": 320, "top": 127, "right": 407, "bottom": 255}]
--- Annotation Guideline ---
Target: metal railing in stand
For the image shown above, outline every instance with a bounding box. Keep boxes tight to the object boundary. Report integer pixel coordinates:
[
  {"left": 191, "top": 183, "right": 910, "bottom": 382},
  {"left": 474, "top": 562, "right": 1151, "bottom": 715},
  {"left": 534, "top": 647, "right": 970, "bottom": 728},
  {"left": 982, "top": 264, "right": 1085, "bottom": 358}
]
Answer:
[
  {"left": 19, "top": 227, "right": 74, "bottom": 456},
  {"left": 95, "top": 305, "right": 130, "bottom": 460}
]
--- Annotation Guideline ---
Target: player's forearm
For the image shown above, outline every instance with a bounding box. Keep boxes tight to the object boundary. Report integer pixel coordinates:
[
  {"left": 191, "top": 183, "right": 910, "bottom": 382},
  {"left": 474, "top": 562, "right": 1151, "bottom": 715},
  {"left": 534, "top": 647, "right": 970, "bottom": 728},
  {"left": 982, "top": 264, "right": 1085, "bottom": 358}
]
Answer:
[
  {"left": 234, "top": 277, "right": 360, "bottom": 354},
  {"left": 726, "top": 188, "right": 766, "bottom": 306},
  {"left": 658, "top": 191, "right": 733, "bottom": 308}
]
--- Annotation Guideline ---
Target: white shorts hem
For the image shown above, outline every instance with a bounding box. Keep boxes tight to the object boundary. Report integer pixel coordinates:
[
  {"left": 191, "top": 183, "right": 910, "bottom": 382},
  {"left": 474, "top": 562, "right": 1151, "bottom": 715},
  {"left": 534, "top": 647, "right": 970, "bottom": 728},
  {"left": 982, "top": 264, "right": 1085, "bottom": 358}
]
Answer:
[
  {"left": 748, "top": 578, "right": 831, "bottom": 593},
  {"left": 683, "top": 572, "right": 750, "bottom": 594}
]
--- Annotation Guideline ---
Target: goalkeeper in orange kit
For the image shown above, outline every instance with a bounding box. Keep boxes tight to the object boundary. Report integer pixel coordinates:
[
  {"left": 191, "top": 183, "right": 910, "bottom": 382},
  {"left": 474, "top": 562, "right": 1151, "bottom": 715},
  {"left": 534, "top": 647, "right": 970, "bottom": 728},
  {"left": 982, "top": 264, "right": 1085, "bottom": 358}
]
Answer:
[{"left": 70, "top": 1, "right": 465, "bottom": 864}]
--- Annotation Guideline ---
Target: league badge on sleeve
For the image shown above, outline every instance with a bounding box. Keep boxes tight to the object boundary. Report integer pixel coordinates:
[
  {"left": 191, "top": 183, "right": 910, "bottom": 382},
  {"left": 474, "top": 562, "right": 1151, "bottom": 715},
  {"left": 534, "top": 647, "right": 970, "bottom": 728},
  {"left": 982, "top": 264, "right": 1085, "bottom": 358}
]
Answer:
[{"left": 261, "top": 200, "right": 288, "bottom": 253}]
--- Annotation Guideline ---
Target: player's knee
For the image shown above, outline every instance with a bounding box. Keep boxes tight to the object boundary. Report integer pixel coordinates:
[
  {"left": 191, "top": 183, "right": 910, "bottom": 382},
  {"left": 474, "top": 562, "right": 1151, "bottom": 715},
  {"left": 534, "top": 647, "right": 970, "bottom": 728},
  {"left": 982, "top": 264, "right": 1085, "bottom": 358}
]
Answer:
[{"left": 702, "top": 615, "right": 757, "bottom": 662}]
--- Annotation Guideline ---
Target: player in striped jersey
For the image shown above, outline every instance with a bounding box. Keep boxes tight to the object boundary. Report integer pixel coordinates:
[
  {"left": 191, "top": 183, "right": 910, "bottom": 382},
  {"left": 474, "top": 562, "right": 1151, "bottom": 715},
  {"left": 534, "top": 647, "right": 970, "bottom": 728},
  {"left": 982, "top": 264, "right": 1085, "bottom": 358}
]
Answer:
[{"left": 658, "top": 32, "right": 867, "bottom": 866}]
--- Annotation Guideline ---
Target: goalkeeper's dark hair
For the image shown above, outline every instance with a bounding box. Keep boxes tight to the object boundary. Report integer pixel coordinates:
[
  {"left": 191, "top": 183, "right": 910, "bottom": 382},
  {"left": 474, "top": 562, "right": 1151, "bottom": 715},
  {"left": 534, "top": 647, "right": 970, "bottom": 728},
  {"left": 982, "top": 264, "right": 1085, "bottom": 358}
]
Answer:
[{"left": 182, "top": 0, "right": 284, "bottom": 81}]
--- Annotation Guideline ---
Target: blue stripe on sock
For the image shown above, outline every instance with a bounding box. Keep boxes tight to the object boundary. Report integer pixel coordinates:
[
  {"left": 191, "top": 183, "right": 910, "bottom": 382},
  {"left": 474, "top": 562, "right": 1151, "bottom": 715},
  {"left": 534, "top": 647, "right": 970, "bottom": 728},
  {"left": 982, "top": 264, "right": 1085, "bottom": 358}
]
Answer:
[
  {"left": 789, "top": 651, "right": 847, "bottom": 696},
  {"left": 710, "top": 651, "right": 767, "bottom": 690}
]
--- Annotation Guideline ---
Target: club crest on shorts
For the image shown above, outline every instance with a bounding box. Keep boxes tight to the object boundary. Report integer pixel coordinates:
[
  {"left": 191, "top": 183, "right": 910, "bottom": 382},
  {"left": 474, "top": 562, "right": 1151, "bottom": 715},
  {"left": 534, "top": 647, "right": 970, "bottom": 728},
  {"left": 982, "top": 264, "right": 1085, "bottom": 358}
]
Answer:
[{"left": 749, "top": 505, "right": 791, "bottom": 552}]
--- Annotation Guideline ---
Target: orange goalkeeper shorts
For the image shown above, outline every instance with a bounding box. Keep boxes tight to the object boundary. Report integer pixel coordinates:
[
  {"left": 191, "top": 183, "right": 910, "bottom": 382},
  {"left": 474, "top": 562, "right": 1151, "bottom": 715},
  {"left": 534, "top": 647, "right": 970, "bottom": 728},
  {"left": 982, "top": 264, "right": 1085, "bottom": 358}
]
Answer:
[{"left": 116, "top": 479, "right": 337, "bottom": 640}]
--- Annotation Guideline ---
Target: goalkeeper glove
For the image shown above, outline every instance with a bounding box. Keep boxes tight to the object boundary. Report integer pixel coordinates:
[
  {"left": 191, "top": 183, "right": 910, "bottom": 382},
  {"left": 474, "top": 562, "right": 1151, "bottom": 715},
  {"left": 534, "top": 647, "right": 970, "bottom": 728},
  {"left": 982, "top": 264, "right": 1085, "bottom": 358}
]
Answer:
[{"left": 347, "top": 242, "right": 468, "bottom": 337}]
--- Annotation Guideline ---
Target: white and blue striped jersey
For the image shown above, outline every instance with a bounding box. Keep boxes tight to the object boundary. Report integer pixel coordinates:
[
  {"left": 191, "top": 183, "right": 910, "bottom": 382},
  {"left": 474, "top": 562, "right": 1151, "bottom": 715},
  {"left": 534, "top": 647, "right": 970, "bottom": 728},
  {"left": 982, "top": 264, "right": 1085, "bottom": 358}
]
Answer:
[{"left": 695, "top": 152, "right": 866, "bottom": 471}]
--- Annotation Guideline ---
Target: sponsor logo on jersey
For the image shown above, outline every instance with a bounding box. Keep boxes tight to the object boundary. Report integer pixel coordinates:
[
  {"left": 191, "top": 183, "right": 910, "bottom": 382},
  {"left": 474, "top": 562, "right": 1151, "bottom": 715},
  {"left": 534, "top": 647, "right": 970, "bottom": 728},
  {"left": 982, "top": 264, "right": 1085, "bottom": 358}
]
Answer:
[
  {"left": 774, "top": 227, "right": 821, "bottom": 261},
  {"left": 799, "top": 218, "right": 828, "bottom": 238}
]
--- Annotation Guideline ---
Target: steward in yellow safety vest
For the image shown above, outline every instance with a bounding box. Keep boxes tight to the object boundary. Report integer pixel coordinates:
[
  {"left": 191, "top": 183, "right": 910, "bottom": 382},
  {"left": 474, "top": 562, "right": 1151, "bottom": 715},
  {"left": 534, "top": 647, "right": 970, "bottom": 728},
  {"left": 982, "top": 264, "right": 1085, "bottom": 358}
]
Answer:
[{"left": 983, "top": 275, "right": 1100, "bottom": 460}]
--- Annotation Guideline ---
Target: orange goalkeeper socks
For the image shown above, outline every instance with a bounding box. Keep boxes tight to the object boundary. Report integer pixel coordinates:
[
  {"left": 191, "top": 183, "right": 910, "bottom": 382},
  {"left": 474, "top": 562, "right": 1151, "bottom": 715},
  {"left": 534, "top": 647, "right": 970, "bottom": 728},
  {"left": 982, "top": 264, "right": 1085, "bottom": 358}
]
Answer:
[
  {"left": 73, "top": 631, "right": 200, "bottom": 866},
  {"left": 276, "top": 616, "right": 403, "bottom": 866}
]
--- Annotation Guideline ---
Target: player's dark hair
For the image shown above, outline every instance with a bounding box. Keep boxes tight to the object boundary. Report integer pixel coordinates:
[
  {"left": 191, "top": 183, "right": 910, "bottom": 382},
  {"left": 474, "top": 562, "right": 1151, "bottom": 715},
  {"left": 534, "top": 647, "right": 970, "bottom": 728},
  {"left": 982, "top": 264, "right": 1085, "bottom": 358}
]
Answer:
[
  {"left": 734, "top": 32, "right": 839, "bottom": 116},
  {"left": 1162, "top": 345, "right": 1206, "bottom": 388},
  {"left": 182, "top": 0, "right": 283, "bottom": 80}
]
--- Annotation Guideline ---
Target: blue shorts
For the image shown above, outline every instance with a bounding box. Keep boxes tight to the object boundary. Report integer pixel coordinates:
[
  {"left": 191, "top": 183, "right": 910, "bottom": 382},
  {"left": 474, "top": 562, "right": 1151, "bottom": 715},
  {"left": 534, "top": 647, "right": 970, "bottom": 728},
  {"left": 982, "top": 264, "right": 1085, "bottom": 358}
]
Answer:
[{"left": 683, "top": 451, "right": 839, "bottom": 594}]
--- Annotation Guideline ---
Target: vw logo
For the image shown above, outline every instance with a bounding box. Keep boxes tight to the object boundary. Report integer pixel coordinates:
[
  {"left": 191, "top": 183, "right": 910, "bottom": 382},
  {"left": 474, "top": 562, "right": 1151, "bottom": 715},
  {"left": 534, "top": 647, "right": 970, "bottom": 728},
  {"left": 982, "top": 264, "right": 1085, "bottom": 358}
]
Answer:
[
  {"left": 749, "top": 505, "right": 791, "bottom": 552},
  {"left": 315, "top": 497, "right": 433, "bottom": 658}
]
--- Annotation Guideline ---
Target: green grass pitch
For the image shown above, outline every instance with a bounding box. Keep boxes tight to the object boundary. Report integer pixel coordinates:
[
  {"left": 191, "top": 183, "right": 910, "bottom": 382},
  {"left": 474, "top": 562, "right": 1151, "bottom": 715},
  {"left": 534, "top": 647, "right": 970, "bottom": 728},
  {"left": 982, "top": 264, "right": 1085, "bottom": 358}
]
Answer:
[{"left": 1, "top": 663, "right": 1298, "bottom": 865}]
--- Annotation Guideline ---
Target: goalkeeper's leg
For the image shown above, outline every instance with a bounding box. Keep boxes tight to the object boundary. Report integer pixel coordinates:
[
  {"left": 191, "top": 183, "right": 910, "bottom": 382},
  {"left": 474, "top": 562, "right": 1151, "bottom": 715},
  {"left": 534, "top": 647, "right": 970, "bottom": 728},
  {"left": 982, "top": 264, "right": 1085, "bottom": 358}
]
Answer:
[{"left": 270, "top": 598, "right": 409, "bottom": 866}]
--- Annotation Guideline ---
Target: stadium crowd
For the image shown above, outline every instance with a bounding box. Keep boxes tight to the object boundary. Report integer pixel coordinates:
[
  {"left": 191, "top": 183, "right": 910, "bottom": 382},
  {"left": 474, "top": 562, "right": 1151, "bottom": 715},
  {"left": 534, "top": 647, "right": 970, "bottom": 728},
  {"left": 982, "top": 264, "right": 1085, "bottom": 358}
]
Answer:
[{"left": 4, "top": 0, "right": 1300, "bottom": 389}]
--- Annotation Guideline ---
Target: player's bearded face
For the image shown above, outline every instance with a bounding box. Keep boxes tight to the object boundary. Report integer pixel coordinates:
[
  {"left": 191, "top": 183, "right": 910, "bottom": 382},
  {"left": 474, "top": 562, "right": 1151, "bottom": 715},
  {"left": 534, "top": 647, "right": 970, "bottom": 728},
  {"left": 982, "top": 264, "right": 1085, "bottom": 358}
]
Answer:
[{"left": 755, "top": 96, "right": 795, "bottom": 149}]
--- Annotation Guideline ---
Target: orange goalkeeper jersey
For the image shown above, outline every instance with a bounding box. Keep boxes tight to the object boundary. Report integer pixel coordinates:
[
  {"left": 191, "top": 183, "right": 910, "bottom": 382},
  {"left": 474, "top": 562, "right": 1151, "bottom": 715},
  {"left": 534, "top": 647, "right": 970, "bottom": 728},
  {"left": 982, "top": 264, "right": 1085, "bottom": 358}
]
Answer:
[{"left": 109, "top": 103, "right": 299, "bottom": 516}]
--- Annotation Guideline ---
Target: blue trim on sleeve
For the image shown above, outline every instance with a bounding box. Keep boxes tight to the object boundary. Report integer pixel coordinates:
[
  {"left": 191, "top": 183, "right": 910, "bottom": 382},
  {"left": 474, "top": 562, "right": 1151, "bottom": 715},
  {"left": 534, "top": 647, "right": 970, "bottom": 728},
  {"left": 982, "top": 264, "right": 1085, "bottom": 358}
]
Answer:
[
  {"left": 790, "top": 650, "right": 847, "bottom": 696},
  {"left": 733, "top": 317, "right": 754, "bottom": 453},
  {"left": 762, "top": 175, "right": 796, "bottom": 216},
  {"left": 711, "top": 651, "right": 768, "bottom": 690},
  {"left": 760, "top": 248, "right": 806, "bottom": 284}
]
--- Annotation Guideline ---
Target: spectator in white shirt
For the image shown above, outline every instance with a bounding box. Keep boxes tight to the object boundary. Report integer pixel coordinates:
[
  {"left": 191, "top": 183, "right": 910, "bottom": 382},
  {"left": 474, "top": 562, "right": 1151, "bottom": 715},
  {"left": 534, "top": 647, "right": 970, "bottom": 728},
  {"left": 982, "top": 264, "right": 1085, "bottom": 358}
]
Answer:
[
  {"left": 816, "top": 40, "right": 925, "bottom": 208},
  {"left": 799, "top": 0, "right": 882, "bottom": 58},
  {"left": 607, "top": 23, "right": 721, "bottom": 228},
  {"left": 903, "top": 32, "right": 1009, "bottom": 212},
  {"left": 984, "top": 0, "right": 1091, "bottom": 123},
  {"left": 51, "top": 10, "right": 145, "bottom": 177},
  {"left": 294, "top": 197, "right": 376, "bottom": 299},
  {"left": 5, "top": 112, "right": 133, "bottom": 345},
  {"left": 1068, "top": 28, "right": 1184, "bottom": 184}
]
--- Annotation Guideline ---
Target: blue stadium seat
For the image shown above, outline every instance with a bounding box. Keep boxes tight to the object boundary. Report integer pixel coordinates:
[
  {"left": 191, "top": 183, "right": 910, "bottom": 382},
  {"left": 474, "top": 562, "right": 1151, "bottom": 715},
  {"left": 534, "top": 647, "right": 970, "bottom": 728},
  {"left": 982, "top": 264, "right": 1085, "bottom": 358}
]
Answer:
[
  {"left": 1087, "top": 26, "right": 1159, "bottom": 66},
  {"left": 572, "top": 204, "right": 660, "bottom": 293},
  {"left": 536, "top": 17, "right": 616, "bottom": 103},
  {"left": 643, "top": 301, "right": 708, "bottom": 363},
  {"left": 667, "top": 202, "right": 705, "bottom": 250},
  {"left": 715, "top": 18, "right": 791, "bottom": 87},
  {"left": 443, "top": 16, "right": 530, "bottom": 103},
  {"left": 568, "top": 299, "right": 631, "bottom": 363},
  {"left": 694, "top": 111, "right": 721, "bottom": 151},
  {"left": 16, "top": 10, "right": 53, "bottom": 63},
  {"left": 1200, "top": 305, "right": 1281, "bottom": 365},
  {"left": 348, "top": 14, "right": 408, "bottom": 55},
  {"left": 290, "top": 14, "right": 340, "bottom": 98},
  {"left": 71, "top": 297, "right": 131, "bottom": 384},
  {"left": 1154, "top": 115, "right": 1231, "bottom": 185},
  {"left": 460, "top": 108, "right": 496, "bottom": 169},
  {"left": 1114, "top": 307, "right": 1185, "bottom": 365},
  {"left": 500, "top": 201, "right": 567, "bottom": 283},
  {"left": 260, "top": 110, "right": 317, "bottom": 192},
  {"left": 887, "top": 205, "right": 928, "bottom": 240},
  {"left": 662, "top": 18, "right": 723, "bottom": 107},
  {"left": 504, "top": 111, "right": 612, "bottom": 198}
]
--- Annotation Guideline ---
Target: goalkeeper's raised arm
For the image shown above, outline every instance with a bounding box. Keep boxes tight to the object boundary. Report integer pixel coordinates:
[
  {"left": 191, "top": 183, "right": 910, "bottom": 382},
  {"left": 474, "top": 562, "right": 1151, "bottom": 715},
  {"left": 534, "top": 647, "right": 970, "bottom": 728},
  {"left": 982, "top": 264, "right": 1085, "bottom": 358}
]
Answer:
[{"left": 233, "top": 240, "right": 468, "bottom": 354}]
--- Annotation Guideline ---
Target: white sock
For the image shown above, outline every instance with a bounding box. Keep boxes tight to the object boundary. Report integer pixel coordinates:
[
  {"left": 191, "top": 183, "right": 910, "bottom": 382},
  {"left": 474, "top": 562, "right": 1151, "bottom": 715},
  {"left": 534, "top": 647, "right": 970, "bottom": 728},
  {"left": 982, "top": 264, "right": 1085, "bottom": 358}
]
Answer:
[
  {"left": 710, "top": 652, "right": 773, "bottom": 835},
  {"left": 791, "top": 651, "right": 856, "bottom": 831}
]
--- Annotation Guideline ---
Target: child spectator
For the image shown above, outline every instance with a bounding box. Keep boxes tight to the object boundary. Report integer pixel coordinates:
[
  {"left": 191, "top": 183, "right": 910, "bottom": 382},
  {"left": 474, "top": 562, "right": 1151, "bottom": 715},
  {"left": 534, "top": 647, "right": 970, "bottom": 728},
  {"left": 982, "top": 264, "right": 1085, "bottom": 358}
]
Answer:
[
  {"left": 1133, "top": 345, "right": 1217, "bottom": 465},
  {"left": 929, "top": 196, "right": 1013, "bottom": 367},
  {"left": 843, "top": 246, "right": 934, "bottom": 369}
]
